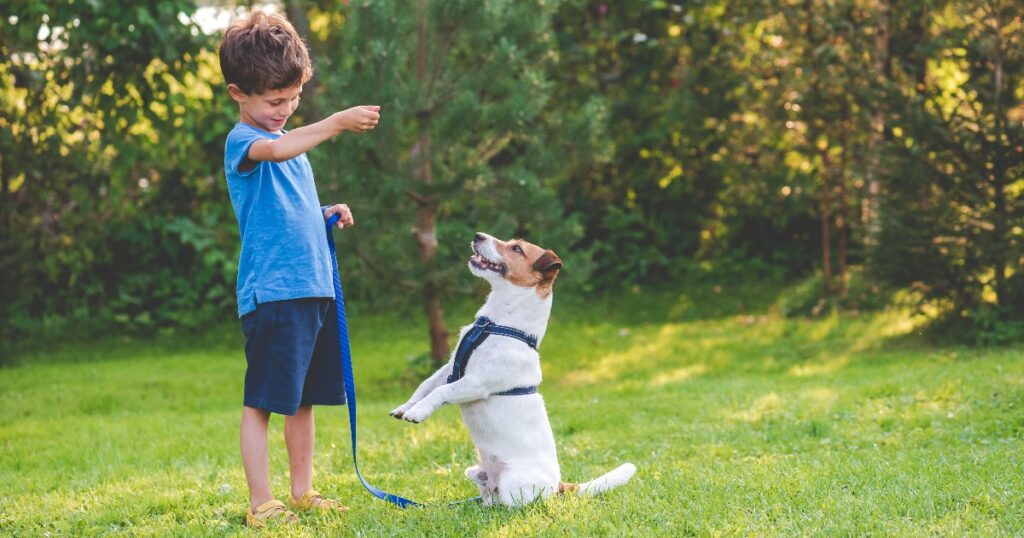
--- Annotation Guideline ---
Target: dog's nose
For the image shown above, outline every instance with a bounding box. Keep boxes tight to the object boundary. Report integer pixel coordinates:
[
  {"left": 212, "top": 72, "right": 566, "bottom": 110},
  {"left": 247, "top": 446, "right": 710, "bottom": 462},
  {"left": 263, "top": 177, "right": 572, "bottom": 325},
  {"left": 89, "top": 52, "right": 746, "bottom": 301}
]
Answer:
[{"left": 473, "top": 233, "right": 485, "bottom": 243}]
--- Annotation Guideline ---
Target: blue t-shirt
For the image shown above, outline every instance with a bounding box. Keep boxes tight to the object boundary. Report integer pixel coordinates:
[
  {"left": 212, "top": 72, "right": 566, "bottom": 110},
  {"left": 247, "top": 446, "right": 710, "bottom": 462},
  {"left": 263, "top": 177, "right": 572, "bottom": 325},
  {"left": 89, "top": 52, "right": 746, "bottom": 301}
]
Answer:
[{"left": 224, "top": 122, "right": 334, "bottom": 317}]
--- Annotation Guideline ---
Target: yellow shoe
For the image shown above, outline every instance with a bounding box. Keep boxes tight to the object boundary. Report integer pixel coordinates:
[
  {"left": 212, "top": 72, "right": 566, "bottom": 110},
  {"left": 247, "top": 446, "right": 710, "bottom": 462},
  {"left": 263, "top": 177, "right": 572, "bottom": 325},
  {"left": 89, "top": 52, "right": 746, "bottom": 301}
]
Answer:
[
  {"left": 246, "top": 499, "right": 298, "bottom": 528},
  {"left": 290, "top": 489, "right": 350, "bottom": 513}
]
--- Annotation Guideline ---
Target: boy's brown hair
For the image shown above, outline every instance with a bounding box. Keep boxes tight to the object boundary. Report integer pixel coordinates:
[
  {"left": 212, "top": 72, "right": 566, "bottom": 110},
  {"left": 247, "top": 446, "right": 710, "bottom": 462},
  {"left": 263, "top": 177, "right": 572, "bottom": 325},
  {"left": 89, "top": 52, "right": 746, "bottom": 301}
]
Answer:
[{"left": 219, "top": 11, "right": 313, "bottom": 95}]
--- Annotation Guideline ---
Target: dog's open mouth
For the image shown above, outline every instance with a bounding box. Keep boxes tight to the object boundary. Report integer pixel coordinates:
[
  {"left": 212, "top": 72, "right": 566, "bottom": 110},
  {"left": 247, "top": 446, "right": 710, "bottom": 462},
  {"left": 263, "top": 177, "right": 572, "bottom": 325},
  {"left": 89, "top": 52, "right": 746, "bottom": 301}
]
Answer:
[{"left": 470, "top": 250, "right": 506, "bottom": 275}]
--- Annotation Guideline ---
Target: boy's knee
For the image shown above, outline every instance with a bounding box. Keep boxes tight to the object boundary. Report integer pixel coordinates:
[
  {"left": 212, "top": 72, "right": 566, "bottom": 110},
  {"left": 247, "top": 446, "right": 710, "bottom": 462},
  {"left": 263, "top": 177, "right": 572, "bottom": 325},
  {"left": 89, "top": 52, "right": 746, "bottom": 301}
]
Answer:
[{"left": 243, "top": 406, "right": 271, "bottom": 419}]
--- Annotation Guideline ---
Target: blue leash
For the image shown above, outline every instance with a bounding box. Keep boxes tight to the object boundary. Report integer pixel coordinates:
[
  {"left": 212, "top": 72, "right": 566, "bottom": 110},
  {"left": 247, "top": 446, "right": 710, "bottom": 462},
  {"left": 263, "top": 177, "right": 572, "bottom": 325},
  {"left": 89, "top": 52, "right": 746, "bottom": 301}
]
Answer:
[
  {"left": 324, "top": 214, "right": 420, "bottom": 508},
  {"left": 325, "top": 215, "right": 493, "bottom": 508}
]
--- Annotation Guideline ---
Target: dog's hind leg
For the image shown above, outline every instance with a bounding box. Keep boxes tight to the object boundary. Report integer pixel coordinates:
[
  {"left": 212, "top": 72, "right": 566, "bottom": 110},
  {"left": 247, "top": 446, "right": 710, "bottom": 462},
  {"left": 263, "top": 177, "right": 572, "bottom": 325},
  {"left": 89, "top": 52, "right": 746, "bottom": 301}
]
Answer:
[
  {"left": 465, "top": 465, "right": 487, "bottom": 485},
  {"left": 465, "top": 465, "right": 493, "bottom": 503}
]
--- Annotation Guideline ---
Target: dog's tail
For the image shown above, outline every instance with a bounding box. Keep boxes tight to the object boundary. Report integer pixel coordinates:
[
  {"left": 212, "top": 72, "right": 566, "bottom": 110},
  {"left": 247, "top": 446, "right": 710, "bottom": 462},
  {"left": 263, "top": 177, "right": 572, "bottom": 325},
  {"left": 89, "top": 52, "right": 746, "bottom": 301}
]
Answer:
[{"left": 558, "top": 463, "right": 637, "bottom": 496}]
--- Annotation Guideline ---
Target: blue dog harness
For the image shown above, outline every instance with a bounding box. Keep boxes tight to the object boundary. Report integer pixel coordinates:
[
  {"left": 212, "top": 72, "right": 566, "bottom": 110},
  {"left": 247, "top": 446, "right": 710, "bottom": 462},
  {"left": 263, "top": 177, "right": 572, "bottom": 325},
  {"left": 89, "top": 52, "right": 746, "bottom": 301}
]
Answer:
[{"left": 447, "top": 316, "right": 540, "bottom": 396}]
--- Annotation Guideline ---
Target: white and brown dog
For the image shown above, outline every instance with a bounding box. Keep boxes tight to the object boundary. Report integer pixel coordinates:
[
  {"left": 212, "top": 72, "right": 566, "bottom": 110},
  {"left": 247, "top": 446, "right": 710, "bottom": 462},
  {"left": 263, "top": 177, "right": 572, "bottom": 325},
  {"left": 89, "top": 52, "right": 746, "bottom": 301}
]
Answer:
[{"left": 389, "top": 232, "right": 636, "bottom": 506}]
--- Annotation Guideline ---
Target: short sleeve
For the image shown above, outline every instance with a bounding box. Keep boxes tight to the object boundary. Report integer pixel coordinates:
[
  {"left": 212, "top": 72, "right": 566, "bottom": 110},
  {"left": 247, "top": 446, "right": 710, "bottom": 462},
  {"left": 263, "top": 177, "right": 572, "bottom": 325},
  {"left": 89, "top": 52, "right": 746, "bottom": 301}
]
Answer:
[{"left": 225, "top": 124, "right": 268, "bottom": 178}]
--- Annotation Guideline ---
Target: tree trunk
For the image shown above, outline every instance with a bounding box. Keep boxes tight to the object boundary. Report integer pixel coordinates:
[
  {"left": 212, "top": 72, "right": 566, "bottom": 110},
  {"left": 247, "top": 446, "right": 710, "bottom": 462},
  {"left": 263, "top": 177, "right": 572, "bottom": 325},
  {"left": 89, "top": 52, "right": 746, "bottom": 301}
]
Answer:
[
  {"left": 864, "top": 0, "right": 890, "bottom": 249},
  {"left": 837, "top": 114, "right": 849, "bottom": 298},
  {"left": 412, "top": 0, "right": 449, "bottom": 363},
  {"left": 820, "top": 146, "right": 833, "bottom": 295},
  {"left": 414, "top": 179, "right": 448, "bottom": 363},
  {"left": 990, "top": 9, "right": 1008, "bottom": 308},
  {"left": 0, "top": 152, "right": 6, "bottom": 217},
  {"left": 804, "top": 0, "right": 833, "bottom": 296}
]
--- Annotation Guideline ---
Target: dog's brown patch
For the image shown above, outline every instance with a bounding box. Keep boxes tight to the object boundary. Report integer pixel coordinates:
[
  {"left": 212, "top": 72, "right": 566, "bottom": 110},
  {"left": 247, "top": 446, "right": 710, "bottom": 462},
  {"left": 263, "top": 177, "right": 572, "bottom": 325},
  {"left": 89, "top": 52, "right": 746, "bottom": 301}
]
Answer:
[{"left": 495, "top": 238, "right": 562, "bottom": 297}]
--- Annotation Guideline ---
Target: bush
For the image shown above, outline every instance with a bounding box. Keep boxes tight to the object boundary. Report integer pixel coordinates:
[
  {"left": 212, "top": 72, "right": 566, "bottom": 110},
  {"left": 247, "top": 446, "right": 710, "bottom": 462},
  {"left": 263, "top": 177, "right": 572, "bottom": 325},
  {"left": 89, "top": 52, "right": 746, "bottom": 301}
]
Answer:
[{"left": 779, "top": 267, "right": 891, "bottom": 318}]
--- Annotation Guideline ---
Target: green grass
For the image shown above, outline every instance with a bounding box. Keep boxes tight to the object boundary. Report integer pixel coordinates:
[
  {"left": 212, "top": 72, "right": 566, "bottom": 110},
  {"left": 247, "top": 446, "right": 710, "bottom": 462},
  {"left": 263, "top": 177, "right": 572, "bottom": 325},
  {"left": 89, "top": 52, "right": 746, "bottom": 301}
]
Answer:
[{"left": 2, "top": 282, "right": 1023, "bottom": 536}]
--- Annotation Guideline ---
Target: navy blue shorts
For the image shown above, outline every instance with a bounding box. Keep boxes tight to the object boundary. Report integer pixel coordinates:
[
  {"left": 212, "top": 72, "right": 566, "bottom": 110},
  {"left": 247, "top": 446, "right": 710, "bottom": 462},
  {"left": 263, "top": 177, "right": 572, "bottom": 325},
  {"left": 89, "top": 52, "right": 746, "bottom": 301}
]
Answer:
[{"left": 241, "top": 298, "right": 347, "bottom": 415}]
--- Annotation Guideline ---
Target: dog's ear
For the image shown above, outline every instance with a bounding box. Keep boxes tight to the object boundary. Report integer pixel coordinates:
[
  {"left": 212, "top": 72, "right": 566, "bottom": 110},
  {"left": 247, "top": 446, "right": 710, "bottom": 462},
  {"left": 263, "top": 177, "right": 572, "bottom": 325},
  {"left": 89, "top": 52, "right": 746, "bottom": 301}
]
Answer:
[{"left": 533, "top": 250, "right": 563, "bottom": 275}]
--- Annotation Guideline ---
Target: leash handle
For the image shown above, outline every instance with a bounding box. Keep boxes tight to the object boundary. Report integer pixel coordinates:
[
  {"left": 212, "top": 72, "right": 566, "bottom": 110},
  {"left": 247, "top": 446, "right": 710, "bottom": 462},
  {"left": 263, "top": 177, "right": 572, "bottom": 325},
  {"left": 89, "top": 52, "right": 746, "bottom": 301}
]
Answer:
[{"left": 325, "top": 214, "right": 420, "bottom": 508}]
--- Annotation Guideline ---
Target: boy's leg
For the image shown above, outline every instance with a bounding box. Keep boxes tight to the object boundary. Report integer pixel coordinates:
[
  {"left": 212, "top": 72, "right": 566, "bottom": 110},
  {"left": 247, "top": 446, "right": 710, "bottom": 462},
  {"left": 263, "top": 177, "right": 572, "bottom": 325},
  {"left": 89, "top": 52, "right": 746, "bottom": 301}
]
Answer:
[
  {"left": 283, "top": 404, "right": 348, "bottom": 513},
  {"left": 285, "top": 404, "right": 315, "bottom": 499},
  {"left": 287, "top": 298, "right": 344, "bottom": 499},
  {"left": 240, "top": 405, "right": 274, "bottom": 511}
]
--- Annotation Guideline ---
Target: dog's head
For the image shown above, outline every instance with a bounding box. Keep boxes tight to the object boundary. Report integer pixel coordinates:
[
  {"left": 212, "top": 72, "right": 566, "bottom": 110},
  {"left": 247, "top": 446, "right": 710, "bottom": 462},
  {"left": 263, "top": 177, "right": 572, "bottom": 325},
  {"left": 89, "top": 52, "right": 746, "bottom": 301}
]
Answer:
[{"left": 469, "top": 233, "right": 562, "bottom": 297}]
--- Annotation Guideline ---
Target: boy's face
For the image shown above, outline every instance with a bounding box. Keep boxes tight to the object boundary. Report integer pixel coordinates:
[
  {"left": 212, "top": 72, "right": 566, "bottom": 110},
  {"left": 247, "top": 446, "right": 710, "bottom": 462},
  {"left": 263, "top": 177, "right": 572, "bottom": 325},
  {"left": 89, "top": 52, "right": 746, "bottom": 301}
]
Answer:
[{"left": 228, "top": 83, "right": 302, "bottom": 134}]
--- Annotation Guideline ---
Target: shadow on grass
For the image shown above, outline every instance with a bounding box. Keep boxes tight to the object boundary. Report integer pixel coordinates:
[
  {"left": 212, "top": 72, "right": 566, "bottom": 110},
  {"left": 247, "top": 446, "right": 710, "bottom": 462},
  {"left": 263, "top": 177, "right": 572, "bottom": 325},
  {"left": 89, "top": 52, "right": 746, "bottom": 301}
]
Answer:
[
  {"left": 545, "top": 290, "right": 950, "bottom": 394},
  {"left": 0, "top": 322, "right": 244, "bottom": 369},
  {"left": 2, "top": 278, "right": 790, "bottom": 369},
  {"left": 2, "top": 276, "right": 976, "bottom": 381}
]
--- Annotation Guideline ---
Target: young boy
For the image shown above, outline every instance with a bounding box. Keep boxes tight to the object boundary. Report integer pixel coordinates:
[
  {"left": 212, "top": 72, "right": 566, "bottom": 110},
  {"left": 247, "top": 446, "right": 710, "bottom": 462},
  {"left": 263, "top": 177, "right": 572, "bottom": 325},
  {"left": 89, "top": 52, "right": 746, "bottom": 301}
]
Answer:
[{"left": 219, "top": 11, "right": 381, "bottom": 527}]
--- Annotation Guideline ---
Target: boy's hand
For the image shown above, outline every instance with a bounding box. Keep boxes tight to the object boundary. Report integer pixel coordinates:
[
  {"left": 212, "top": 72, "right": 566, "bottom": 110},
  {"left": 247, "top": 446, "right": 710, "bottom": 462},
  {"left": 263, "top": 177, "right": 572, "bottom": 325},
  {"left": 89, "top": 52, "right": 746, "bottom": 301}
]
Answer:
[
  {"left": 336, "top": 105, "right": 381, "bottom": 133},
  {"left": 324, "top": 204, "right": 354, "bottom": 229}
]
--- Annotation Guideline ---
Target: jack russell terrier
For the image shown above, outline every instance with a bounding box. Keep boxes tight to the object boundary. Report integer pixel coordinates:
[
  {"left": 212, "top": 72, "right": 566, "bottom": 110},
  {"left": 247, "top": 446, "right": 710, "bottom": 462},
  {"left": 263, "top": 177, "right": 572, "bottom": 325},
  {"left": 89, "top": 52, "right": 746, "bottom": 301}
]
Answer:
[{"left": 390, "top": 232, "right": 636, "bottom": 506}]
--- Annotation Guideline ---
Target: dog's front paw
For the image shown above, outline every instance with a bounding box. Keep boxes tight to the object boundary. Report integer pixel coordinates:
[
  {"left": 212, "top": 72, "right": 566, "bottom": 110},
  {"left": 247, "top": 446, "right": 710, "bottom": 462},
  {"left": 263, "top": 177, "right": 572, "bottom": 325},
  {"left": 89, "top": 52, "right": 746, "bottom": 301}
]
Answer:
[
  {"left": 389, "top": 401, "right": 415, "bottom": 419},
  {"left": 401, "top": 403, "right": 432, "bottom": 424}
]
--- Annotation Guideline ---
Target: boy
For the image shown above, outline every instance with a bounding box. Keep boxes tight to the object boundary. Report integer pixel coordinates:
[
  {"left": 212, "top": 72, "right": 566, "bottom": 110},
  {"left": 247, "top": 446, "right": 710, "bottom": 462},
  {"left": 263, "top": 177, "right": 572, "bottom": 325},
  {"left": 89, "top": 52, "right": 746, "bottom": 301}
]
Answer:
[{"left": 219, "top": 11, "right": 381, "bottom": 527}]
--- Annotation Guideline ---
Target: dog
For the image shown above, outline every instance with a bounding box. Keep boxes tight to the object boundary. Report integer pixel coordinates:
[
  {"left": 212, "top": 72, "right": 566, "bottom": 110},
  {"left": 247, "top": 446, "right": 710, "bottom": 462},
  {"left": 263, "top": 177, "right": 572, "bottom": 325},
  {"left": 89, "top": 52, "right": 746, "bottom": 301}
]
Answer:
[{"left": 389, "top": 232, "right": 636, "bottom": 506}]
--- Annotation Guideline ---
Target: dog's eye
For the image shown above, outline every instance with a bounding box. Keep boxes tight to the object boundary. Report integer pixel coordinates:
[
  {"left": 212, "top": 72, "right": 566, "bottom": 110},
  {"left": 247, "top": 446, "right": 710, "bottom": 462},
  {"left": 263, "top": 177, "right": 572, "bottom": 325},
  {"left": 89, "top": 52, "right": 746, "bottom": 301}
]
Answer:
[{"left": 512, "top": 245, "right": 523, "bottom": 254}]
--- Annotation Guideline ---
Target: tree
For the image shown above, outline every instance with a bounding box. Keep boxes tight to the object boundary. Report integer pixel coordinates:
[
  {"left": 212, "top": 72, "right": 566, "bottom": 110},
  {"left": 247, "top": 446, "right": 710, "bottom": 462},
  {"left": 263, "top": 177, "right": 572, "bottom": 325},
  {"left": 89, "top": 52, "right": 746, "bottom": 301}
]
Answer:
[
  {"left": 309, "top": 0, "right": 584, "bottom": 362},
  {"left": 0, "top": 1, "right": 235, "bottom": 336},
  {"left": 875, "top": 0, "right": 1024, "bottom": 338}
]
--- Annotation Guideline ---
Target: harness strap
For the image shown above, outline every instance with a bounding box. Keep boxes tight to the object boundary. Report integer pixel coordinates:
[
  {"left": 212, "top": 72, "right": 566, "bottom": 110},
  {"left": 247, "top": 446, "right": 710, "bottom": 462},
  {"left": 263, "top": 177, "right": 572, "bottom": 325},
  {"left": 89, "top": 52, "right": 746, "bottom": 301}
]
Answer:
[
  {"left": 447, "top": 316, "right": 540, "bottom": 396},
  {"left": 494, "top": 385, "right": 538, "bottom": 396}
]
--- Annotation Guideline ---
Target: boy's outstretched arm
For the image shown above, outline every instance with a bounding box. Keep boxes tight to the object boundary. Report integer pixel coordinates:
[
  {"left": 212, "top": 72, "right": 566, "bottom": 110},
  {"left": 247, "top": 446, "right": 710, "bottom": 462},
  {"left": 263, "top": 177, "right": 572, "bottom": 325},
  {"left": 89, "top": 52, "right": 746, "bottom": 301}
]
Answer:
[{"left": 249, "top": 105, "right": 380, "bottom": 163}]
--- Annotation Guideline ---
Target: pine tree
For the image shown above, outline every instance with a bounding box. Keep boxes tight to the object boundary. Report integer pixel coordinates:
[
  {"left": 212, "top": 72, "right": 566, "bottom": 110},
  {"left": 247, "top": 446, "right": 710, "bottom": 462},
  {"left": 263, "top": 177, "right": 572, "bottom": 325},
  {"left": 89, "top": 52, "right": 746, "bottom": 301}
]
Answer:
[
  {"left": 309, "top": 0, "right": 585, "bottom": 361},
  {"left": 876, "top": 0, "right": 1024, "bottom": 338}
]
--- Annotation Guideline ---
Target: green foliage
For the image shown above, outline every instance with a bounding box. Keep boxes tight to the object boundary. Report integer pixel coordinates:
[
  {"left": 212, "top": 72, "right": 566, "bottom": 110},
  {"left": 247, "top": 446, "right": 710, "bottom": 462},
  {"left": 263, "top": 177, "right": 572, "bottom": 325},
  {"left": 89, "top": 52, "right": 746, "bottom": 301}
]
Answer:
[
  {"left": 1, "top": 0, "right": 1021, "bottom": 345},
  {"left": 0, "top": 1, "right": 237, "bottom": 340},
  {"left": 779, "top": 267, "right": 893, "bottom": 318},
  {"left": 871, "top": 1, "right": 1024, "bottom": 335},
  {"left": 550, "top": 0, "right": 737, "bottom": 284},
  {"left": 963, "top": 306, "right": 1024, "bottom": 347},
  {"left": 308, "top": 0, "right": 587, "bottom": 306},
  {"left": 547, "top": 0, "right": 880, "bottom": 287}
]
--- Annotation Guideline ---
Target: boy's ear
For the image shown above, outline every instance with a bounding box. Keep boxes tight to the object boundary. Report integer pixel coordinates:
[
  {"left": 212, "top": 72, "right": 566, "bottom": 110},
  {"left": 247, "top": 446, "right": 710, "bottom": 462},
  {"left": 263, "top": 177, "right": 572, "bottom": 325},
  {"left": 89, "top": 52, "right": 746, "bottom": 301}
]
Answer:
[{"left": 227, "top": 84, "right": 249, "bottom": 104}]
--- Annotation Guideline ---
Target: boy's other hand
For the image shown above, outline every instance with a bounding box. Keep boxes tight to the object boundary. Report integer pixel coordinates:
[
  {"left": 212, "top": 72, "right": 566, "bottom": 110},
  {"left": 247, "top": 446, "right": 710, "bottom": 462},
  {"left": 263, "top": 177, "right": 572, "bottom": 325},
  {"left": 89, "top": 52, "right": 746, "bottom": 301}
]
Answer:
[
  {"left": 336, "top": 105, "right": 380, "bottom": 133},
  {"left": 324, "top": 204, "right": 354, "bottom": 229}
]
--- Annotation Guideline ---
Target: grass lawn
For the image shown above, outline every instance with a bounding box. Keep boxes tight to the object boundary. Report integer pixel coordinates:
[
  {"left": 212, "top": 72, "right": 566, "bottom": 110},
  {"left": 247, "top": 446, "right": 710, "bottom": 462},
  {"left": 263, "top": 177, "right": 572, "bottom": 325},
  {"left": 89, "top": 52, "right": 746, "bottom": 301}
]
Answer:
[{"left": 1, "top": 283, "right": 1023, "bottom": 536}]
